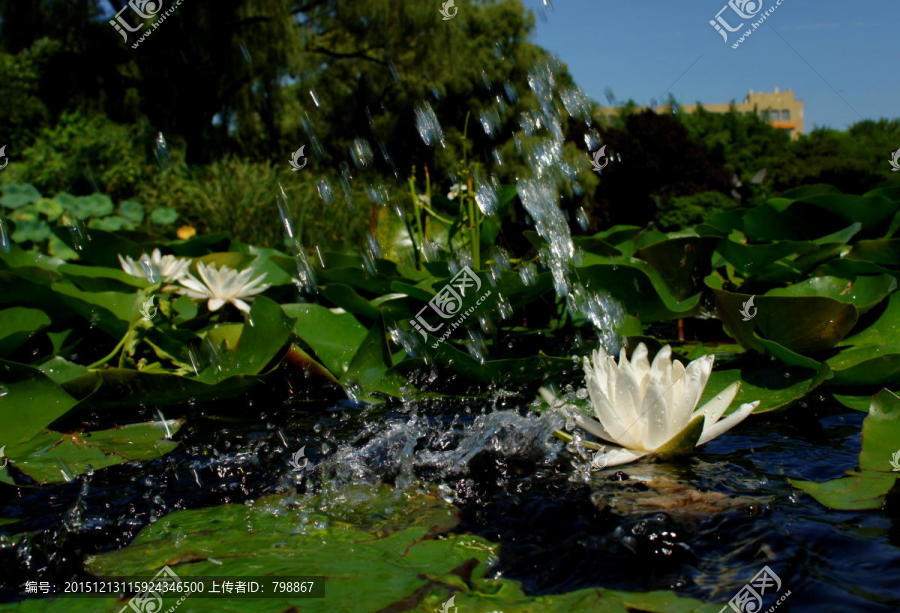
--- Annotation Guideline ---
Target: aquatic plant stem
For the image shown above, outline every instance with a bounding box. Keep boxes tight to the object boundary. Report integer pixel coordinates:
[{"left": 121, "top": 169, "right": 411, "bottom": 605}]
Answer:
[{"left": 86, "top": 330, "right": 132, "bottom": 370}]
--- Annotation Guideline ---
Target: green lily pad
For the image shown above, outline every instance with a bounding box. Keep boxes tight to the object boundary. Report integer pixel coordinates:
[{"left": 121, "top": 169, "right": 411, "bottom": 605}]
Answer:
[
  {"left": 713, "top": 287, "right": 858, "bottom": 354},
  {"left": 10, "top": 217, "right": 52, "bottom": 243},
  {"left": 701, "top": 367, "right": 823, "bottom": 414},
  {"left": 282, "top": 303, "right": 367, "bottom": 376},
  {"left": 0, "top": 307, "right": 51, "bottom": 355},
  {"left": 848, "top": 238, "right": 900, "bottom": 268},
  {"left": 633, "top": 237, "right": 716, "bottom": 301},
  {"left": 841, "top": 291, "right": 900, "bottom": 347},
  {"left": 790, "top": 472, "right": 897, "bottom": 511},
  {"left": 791, "top": 390, "right": 900, "bottom": 510},
  {"left": 340, "top": 320, "right": 407, "bottom": 400},
  {"left": 0, "top": 361, "right": 80, "bottom": 448},
  {"left": 859, "top": 389, "right": 900, "bottom": 472},
  {"left": 88, "top": 215, "right": 133, "bottom": 232},
  {"left": 827, "top": 344, "right": 900, "bottom": 387},
  {"left": 2, "top": 420, "right": 181, "bottom": 484},
  {"left": 60, "top": 369, "right": 262, "bottom": 410},
  {"left": 577, "top": 262, "right": 700, "bottom": 322},
  {"left": 196, "top": 297, "right": 294, "bottom": 385},
  {"left": 6, "top": 487, "right": 720, "bottom": 612},
  {"left": 150, "top": 206, "right": 179, "bottom": 225},
  {"left": 119, "top": 200, "right": 145, "bottom": 224},
  {"left": 0, "top": 184, "right": 41, "bottom": 209},
  {"left": 766, "top": 275, "right": 896, "bottom": 314}
]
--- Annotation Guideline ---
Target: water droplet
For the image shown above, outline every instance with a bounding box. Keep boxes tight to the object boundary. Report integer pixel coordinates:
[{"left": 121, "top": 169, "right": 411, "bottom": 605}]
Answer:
[
  {"left": 478, "top": 107, "right": 501, "bottom": 138},
  {"left": 0, "top": 217, "right": 10, "bottom": 252},
  {"left": 154, "top": 132, "right": 170, "bottom": 169},
  {"left": 139, "top": 256, "right": 159, "bottom": 283},
  {"left": 276, "top": 183, "right": 295, "bottom": 239},
  {"left": 65, "top": 217, "right": 90, "bottom": 251},
  {"left": 414, "top": 102, "right": 444, "bottom": 147},
  {"left": 575, "top": 206, "right": 590, "bottom": 231},
  {"left": 316, "top": 178, "right": 334, "bottom": 205},
  {"left": 239, "top": 42, "right": 252, "bottom": 64},
  {"left": 474, "top": 173, "right": 499, "bottom": 216},
  {"left": 350, "top": 138, "right": 374, "bottom": 167}
]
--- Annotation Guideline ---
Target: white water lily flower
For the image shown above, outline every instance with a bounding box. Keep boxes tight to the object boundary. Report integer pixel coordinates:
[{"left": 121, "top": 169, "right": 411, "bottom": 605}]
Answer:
[
  {"left": 177, "top": 262, "right": 270, "bottom": 313},
  {"left": 118, "top": 248, "right": 191, "bottom": 283},
  {"left": 573, "top": 343, "right": 759, "bottom": 468}
]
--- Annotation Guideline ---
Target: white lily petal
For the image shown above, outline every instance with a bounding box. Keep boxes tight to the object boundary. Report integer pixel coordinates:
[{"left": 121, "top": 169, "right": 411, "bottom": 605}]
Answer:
[
  {"left": 232, "top": 298, "right": 252, "bottom": 313},
  {"left": 641, "top": 381, "right": 671, "bottom": 451},
  {"left": 669, "top": 354, "right": 714, "bottom": 431},
  {"left": 208, "top": 298, "right": 226, "bottom": 311},
  {"left": 591, "top": 447, "right": 649, "bottom": 469},
  {"left": 573, "top": 415, "right": 618, "bottom": 444},
  {"left": 697, "top": 401, "right": 758, "bottom": 445},
  {"left": 694, "top": 381, "right": 741, "bottom": 426}
]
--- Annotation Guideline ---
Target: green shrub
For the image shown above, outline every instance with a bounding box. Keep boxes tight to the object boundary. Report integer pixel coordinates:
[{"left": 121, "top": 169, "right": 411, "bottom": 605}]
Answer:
[
  {"left": 655, "top": 191, "right": 739, "bottom": 230},
  {"left": 5, "top": 112, "right": 150, "bottom": 200},
  {"left": 137, "top": 157, "right": 374, "bottom": 250}
]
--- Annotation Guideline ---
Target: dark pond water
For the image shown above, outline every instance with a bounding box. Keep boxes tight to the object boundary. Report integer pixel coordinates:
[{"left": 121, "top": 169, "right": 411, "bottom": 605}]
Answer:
[{"left": 2, "top": 386, "right": 899, "bottom": 612}]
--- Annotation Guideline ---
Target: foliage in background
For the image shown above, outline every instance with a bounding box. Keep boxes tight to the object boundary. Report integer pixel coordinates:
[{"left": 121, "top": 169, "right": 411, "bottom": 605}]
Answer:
[{"left": 0, "top": 183, "right": 178, "bottom": 258}]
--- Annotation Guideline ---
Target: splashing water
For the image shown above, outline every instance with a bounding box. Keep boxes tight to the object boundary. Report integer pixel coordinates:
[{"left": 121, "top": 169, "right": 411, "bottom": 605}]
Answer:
[
  {"left": 513, "top": 61, "right": 623, "bottom": 349},
  {"left": 276, "top": 183, "right": 317, "bottom": 292},
  {"left": 311, "top": 408, "right": 565, "bottom": 493},
  {"left": 414, "top": 101, "right": 445, "bottom": 147}
]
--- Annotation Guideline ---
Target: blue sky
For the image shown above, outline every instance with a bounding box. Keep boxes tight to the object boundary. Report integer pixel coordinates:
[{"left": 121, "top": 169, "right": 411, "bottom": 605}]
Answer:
[{"left": 526, "top": 0, "right": 900, "bottom": 130}]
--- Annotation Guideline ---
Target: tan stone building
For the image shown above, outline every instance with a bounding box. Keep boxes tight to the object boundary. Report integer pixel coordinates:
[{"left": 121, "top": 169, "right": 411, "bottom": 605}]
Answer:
[{"left": 598, "top": 88, "right": 806, "bottom": 140}]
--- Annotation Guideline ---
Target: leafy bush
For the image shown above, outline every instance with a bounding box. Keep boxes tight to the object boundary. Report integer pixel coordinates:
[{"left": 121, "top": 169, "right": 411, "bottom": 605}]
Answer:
[
  {"left": 655, "top": 191, "right": 739, "bottom": 230},
  {"left": 4, "top": 112, "right": 150, "bottom": 200},
  {"left": 137, "top": 157, "right": 375, "bottom": 250}
]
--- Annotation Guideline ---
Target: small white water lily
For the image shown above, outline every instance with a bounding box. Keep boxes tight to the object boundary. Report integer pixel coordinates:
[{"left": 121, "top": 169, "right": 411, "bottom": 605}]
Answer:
[
  {"left": 569, "top": 343, "right": 758, "bottom": 468},
  {"left": 177, "top": 262, "right": 270, "bottom": 313},
  {"left": 447, "top": 183, "right": 468, "bottom": 200},
  {"left": 118, "top": 248, "right": 191, "bottom": 283}
]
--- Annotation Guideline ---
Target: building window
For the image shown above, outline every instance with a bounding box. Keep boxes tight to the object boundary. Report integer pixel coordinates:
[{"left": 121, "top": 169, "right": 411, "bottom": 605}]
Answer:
[
  {"left": 782, "top": 109, "right": 791, "bottom": 121},
  {"left": 769, "top": 110, "right": 780, "bottom": 121}
]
